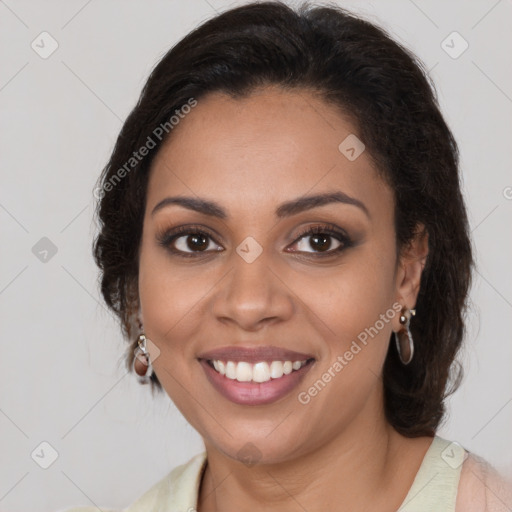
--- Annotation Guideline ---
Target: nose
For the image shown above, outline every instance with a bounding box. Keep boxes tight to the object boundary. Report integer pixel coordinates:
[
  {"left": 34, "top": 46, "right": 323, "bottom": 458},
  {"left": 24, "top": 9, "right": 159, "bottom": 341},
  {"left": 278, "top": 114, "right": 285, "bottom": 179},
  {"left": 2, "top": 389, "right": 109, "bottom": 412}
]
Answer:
[{"left": 211, "top": 251, "right": 294, "bottom": 332}]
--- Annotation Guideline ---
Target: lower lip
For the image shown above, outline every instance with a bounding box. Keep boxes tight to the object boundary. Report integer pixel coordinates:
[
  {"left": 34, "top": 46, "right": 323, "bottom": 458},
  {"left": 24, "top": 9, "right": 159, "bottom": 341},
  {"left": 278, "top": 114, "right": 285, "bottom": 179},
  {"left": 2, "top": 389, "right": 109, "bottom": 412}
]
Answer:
[{"left": 199, "top": 359, "right": 315, "bottom": 406}]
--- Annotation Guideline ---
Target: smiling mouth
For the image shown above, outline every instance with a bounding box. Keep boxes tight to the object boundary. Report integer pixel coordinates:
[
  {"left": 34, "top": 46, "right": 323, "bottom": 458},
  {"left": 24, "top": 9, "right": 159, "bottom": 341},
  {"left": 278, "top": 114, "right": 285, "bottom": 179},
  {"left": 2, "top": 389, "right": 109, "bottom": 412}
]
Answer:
[
  {"left": 197, "top": 344, "right": 316, "bottom": 405},
  {"left": 199, "top": 356, "right": 316, "bottom": 406},
  {"left": 205, "top": 358, "right": 315, "bottom": 383}
]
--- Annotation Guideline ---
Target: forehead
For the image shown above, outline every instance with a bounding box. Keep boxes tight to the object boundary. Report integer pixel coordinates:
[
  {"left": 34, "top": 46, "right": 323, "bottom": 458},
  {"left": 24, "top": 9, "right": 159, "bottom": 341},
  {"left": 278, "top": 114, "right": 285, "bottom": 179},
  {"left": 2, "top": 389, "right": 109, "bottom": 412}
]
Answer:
[{"left": 147, "top": 86, "right": 391, "bottom": 219}]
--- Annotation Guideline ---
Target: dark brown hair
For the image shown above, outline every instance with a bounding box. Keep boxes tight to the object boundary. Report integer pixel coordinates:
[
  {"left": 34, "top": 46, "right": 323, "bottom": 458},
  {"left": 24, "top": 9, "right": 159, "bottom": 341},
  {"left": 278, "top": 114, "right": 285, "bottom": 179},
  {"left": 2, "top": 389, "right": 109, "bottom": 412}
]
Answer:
[{"left": 93, "top": 1, "right": 474, "bottom": 437}]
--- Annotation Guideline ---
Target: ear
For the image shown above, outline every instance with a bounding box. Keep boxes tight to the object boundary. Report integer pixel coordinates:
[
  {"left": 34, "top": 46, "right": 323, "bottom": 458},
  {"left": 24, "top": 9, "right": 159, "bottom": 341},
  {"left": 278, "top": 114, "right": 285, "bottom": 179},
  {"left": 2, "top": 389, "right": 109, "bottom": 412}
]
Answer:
[{"left": 394, "top": 223, "right": 429, "bottom": 310}]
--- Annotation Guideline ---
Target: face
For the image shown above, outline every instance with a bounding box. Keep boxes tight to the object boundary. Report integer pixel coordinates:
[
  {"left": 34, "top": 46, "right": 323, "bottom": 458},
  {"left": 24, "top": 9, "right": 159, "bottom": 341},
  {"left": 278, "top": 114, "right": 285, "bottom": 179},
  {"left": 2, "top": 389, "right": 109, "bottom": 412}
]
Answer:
[{"left": 138, "top": 86, "right": 424, "bottom": 464}]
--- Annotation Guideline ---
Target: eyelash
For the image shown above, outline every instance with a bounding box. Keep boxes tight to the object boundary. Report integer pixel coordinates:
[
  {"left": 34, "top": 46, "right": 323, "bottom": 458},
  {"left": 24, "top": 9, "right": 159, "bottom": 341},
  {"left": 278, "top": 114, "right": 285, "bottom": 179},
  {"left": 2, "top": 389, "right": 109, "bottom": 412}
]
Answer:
[{"left": 156, "top": 223, "right": 353, "bottom": 259}]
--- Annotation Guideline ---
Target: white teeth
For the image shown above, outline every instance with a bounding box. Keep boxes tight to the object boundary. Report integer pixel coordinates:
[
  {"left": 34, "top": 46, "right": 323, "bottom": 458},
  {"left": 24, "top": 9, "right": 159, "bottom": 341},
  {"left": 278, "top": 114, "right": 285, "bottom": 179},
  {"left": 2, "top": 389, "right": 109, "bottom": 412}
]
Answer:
[
  {"left": 253, "top": 362, "right": 270, "bottom": 383},
  {"left": 270, "top": 361, "right": 284, "bottom": 379},
  {"left": 225, "top": 361, "right": 237, "bottom": 380},
  {"left": 236, "top": 362, "right": 252, "bottom": 382},
  {"left": 209, "top": 359, "right": 309, "bottom": 383}
]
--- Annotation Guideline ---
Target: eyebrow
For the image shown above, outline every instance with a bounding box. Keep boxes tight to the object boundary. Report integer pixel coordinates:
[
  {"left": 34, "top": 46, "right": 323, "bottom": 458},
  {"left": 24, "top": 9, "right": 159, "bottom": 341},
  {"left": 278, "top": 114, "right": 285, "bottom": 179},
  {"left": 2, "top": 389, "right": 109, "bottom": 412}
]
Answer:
[{"left": 151, "top": 191, "right": 370, "bottom": 219}]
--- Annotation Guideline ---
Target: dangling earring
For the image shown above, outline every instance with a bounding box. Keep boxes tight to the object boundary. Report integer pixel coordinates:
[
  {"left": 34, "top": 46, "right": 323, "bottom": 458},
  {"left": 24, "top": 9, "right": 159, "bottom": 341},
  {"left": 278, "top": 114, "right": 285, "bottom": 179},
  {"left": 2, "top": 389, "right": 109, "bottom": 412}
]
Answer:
[
  {"left": 133, "top": 333, "right": 153, "bottom": 384},
  {"left": 395, "top": 307, "right": 416, "bottom": 365}
]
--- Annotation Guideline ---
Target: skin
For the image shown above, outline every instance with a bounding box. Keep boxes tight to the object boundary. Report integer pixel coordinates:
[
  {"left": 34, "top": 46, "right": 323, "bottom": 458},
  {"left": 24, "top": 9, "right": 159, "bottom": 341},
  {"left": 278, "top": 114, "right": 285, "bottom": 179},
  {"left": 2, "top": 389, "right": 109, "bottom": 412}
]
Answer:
[{"left": 138, "top": 86, "right": 431, "bottom": 512}]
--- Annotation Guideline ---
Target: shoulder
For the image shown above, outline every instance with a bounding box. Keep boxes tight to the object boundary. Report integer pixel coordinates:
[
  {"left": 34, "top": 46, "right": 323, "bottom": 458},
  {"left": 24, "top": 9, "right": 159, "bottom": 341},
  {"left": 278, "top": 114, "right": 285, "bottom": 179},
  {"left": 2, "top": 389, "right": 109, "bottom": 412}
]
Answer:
[
  {"left": 57, "top": 451, "right": 207, "bottom": 512},
  {"left": 455, "top": 451, "right": 512, "bottom": 512}
]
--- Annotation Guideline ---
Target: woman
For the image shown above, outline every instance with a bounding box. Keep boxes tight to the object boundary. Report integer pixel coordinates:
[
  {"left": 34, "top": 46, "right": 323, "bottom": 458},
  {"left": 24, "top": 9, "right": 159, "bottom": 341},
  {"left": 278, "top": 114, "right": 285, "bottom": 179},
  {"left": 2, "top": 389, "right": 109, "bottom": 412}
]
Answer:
[{"left": 66, "top": 2, "right": 512, "bottom": 511}]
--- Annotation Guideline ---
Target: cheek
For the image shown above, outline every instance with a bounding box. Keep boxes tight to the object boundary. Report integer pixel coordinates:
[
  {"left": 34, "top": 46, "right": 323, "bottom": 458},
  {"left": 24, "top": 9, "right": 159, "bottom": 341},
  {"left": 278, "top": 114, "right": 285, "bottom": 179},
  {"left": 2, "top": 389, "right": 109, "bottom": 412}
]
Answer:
[
  {"left": 138, "top": 230, "right": 218, "bottom": 358},
  {"left": 292, "top": 250, "right": 398, "bottom": 422},
  {"left": 291, "top": 252, "right": 398, "bottom": 415},
  {"left": 300, "top": 249, "right": 396, "bottom": 339},
  {"left": 137, "top": 234, "right": 212, "bottom": 418}
]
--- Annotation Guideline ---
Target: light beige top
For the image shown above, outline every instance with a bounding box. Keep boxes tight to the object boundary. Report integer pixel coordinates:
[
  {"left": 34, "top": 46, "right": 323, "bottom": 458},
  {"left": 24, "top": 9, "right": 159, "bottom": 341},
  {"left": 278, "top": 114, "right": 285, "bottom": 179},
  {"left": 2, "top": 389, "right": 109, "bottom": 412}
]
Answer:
[{"left": 61, "top": 435, "right": 512, "bottom": 512}]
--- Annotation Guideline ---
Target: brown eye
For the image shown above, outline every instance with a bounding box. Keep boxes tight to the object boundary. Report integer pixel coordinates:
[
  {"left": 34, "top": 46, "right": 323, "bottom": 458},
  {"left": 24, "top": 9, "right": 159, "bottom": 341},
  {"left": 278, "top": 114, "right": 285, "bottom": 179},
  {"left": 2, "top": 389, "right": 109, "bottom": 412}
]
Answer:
[
  {"left": 287, "top": 224, "right": 352, "bottom": 256},
  {"left": 173, "top": 232, "right": 219, "bottom": 253},
  {"left": 293, "top": 233, "right": 343, "bottom": 253},
  {"left": 156, "top": 224, "right": 225, "bottom": 258}
]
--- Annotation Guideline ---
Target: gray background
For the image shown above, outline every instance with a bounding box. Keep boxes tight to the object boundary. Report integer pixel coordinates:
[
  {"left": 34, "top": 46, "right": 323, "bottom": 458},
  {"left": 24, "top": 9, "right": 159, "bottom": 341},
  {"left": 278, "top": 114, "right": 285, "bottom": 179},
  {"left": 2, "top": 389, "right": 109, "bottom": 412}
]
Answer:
[{"left": 0, "top": 1, "right": 511, "bottom": 511}]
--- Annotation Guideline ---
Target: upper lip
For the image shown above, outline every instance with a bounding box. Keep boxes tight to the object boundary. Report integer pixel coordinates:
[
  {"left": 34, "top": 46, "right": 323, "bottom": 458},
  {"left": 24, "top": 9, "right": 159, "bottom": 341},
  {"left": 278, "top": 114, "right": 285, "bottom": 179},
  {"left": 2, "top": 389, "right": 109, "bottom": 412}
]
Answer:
[{"left": 198, "top": 345, "right": 315, "bottom": 363}]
